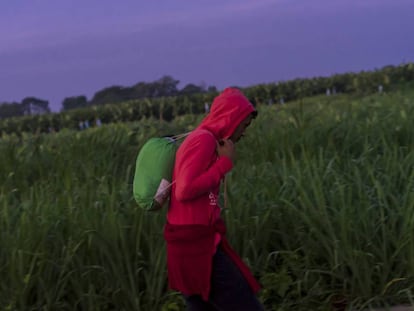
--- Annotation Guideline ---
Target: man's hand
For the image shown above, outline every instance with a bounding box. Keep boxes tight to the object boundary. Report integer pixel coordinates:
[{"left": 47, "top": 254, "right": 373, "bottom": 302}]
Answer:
[{"left": 217, "top": 139, "right": 235, "bottom": 162}]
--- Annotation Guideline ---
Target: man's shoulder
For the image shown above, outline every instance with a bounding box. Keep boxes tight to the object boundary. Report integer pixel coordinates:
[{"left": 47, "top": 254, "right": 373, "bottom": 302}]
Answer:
[
  {"left": 179, "top": 129, "right": 216, "bottom": 152},
  {"left": 188, "top": 129, "right": 216, "bottom": 142}
]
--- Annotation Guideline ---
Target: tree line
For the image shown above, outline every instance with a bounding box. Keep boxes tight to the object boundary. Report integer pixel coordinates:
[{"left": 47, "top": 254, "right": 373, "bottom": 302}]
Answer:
[
  {"left": 0, "top": 63, "right": 413, "bottom": 136},
  {"left": 0, "top": 97, "right": 51, "bottom": 119},
  {"left": 61, "top": 76, "right": 217, "bottom": 111},
  {"left": 0, "top": 76, "right": 216, "bottom": 119}
]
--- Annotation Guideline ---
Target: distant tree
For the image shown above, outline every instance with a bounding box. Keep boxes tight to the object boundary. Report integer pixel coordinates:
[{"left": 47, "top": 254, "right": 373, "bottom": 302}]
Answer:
[
  {"left": 61, "top": 96, "right": 88, "bottom": 111},
  {"left": 153, "top": 75, "right": 180, "bottom": 97},
  {"left": 132, "top": 82, "right": 153, "bottom": 98},
  {"left": 21, "top": 97, "right": 50, "bottom": 115},
  {"left": 180, "top": 83, "right": 205, "bottom": 95},
  {"left": 0, "top": 102, "right": 24, "bottom": 119},
  {"left": 130, "top": 76, "right": 181, "bottom": 99},
  {"left": 89, "top": 76, "right": 180, "bottom": 106},
  {"left": 207, "top": 85, "right": 217, "bottom": 93},
  {"left": 89, "top": 86, "right": 132, "bottom": 106}
]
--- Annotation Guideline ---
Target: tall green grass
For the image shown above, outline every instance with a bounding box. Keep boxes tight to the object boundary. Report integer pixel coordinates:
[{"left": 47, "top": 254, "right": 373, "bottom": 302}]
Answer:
[
  {"left": 228, "top": 91, "right": 414, "bottom": 310},
  {"left": 1, "top": 90, "right": 414, "bottom": 310}
]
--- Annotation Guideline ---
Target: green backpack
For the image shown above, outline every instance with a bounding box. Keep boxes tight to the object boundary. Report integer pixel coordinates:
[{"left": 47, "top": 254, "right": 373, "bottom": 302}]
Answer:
[{"left": 133, "top": 133, "right": 189, "bottom": 211}]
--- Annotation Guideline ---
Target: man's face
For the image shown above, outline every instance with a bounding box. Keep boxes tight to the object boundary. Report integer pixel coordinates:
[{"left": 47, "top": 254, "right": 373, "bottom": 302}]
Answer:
[{"left": 230, "top": 114, "right": 254, "bottom": 143}]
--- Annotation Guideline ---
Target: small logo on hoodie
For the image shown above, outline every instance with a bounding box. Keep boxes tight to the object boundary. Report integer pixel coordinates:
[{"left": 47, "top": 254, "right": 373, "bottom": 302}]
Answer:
[{"left": 208, "top": 192, "right": 218, "bottom": 206}]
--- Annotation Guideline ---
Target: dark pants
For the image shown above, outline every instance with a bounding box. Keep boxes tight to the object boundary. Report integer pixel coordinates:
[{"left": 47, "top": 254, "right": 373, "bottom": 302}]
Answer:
[{"left": 184, "top": 248, "right": 264, "bottom": 311}]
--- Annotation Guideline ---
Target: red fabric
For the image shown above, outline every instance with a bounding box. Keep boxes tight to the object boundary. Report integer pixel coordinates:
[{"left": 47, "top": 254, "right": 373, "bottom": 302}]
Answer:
[
  {"left": 164, "top": 88, "right": 260, "bottom": 300},
  {"left": 167, "top": 129, "right": 232, "bottom": 225},
  {"left": 164, "top": 219, "right": 261, "bottom": 301},
  {"left": 168, "top": 87, "right": 256, "bottom": 225}
]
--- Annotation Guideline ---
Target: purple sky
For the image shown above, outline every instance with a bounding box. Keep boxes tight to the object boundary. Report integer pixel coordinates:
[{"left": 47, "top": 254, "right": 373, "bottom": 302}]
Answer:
[{"left": 1, "top": 0, "right": 413, "bottom": 111}]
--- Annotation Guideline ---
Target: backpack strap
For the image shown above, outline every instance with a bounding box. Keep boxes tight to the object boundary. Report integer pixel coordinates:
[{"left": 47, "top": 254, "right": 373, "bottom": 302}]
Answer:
[{"left": 171, "top": 132, "right": 191, "bottom": 141}]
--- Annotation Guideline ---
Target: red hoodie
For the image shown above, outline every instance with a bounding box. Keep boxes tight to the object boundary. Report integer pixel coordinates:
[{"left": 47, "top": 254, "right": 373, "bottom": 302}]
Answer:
[{"left": 164, "top": 88, "right": 261, "bottom": 301}]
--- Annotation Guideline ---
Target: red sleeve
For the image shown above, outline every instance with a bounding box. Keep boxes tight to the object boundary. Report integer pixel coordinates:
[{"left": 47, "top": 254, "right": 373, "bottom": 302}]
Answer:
[{"left": 174, "top": 132, "right": 233, "bottom": 201}]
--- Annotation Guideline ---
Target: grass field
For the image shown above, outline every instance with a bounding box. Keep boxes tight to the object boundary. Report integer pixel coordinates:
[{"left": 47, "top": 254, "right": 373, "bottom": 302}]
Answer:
[{"left": 1, "top": 86, "right": 414, "bottom": 310}]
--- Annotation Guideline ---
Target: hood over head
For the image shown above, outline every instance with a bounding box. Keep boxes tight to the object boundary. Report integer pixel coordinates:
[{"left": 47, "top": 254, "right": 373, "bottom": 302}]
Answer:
[{"left": 198, "top": 88, "right": 257, "bottom": 140}]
